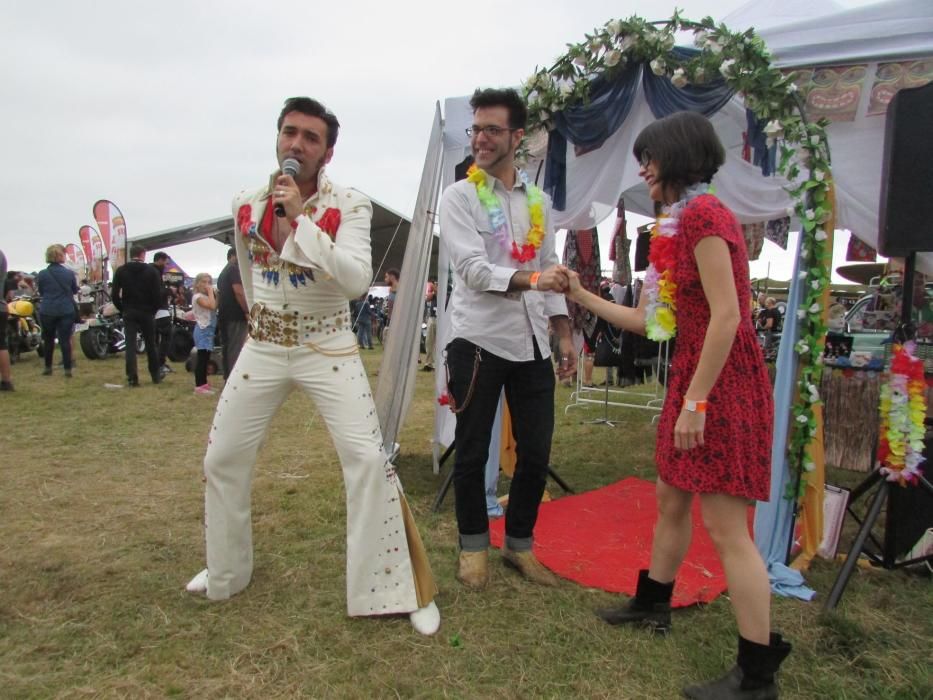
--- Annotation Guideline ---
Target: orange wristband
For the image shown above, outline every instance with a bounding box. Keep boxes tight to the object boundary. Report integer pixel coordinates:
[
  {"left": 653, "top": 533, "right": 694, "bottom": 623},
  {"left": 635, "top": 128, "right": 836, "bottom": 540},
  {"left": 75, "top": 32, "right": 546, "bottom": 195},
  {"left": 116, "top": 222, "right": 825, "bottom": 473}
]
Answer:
[
  {"left": 683, "top": 398, "right": 708, "bottom": 413},
  {"left": 529, "top": 271, "right": 541, "bottom": 290}
]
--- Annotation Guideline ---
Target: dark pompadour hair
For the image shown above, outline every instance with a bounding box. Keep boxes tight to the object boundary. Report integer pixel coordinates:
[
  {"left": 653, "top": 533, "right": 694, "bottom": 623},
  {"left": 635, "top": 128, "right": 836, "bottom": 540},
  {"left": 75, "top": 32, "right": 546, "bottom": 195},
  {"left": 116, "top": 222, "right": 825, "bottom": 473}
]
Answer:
[
  {"left": 470, "top": 88, "right": 527, "bottom": 130},
  {"left": 633, "top": 111, "right": 725, "bottom": 193},
  {"left": 277, "top": 97, "right": 340, "bottom": 148}
]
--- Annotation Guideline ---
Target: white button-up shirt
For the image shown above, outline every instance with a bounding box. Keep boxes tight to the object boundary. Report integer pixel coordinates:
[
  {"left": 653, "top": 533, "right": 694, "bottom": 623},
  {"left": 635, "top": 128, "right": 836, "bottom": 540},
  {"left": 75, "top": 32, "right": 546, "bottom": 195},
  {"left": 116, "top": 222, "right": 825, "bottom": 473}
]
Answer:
[{"left": 439, "top": 169, "right": 568, "bottom": 362}]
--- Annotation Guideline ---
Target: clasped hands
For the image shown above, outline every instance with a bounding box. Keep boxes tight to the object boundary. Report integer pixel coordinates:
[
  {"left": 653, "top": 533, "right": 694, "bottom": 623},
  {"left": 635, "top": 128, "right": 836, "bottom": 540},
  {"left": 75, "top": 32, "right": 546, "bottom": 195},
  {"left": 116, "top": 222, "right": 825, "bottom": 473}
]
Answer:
[{"left": 536, "top": 265, "right": 583, "bottom": 299}]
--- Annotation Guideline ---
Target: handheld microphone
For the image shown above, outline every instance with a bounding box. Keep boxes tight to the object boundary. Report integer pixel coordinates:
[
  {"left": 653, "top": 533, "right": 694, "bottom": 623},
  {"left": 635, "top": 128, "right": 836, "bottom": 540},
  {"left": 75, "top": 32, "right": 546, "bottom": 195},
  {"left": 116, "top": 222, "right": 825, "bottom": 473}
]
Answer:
[{"left": 275, "top": 158, "right": 301, "bottom": 217}]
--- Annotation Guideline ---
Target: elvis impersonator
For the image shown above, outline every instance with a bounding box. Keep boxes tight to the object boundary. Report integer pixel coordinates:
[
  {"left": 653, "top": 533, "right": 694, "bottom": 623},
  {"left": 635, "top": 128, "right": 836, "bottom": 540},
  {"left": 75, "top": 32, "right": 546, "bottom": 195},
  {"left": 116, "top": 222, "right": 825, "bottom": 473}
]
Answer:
[{"left": 185, "top": 97, "right": 440, "bottom": 635}]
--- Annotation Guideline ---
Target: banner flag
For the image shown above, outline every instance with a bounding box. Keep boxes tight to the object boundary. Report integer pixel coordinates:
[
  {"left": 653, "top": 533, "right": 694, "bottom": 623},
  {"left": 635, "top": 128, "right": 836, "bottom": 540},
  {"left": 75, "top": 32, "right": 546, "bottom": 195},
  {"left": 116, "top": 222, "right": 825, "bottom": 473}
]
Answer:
[
  {"left": 64, "top": 243, "right": 87, "bottom": 279},
  {"left": 79, "top": 225, "right": 105, "bottom": 284},
  {"left": 93, "top": 200, "right": 128, "bottom": 273},
  {"left": 78, "top": 226, "right": 94, "bottom": 266}
]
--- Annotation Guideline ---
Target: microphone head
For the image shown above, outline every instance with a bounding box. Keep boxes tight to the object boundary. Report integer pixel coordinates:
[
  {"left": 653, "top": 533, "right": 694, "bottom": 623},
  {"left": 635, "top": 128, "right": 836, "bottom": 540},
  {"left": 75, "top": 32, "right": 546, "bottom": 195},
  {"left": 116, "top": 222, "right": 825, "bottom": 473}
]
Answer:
[{"left": 282, "top": 158, "right": 300, "bottom": 178}]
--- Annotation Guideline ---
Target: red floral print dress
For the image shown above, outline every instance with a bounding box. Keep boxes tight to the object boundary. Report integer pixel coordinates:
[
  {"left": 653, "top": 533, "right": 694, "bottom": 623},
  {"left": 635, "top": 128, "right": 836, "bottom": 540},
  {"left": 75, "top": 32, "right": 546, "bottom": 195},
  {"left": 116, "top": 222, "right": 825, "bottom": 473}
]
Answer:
[{"left": 654, "top": 194, "right": 773, "bottom": 501}]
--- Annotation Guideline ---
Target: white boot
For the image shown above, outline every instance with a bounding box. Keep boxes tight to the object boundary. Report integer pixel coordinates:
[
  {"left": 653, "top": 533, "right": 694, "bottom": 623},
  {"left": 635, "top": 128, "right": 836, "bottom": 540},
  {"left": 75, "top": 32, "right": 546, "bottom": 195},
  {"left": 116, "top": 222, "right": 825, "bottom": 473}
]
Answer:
[
  {"left": 185, "top": 568, "right": 209, "bottom": 593},
  {"left": 409, "top": 601, "right": 440, "bottom": 636}
]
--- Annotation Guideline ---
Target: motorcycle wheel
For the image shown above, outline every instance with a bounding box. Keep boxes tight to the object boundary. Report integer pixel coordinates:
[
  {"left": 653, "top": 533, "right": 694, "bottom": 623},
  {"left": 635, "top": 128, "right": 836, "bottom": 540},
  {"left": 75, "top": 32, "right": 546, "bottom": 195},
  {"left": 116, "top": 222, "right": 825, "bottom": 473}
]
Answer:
[
  {"left": 168, "top": 327, "right": 194, "bottom": 362},
  {"left": 80, "top": 327, "right": 109, "bottom": 360}
]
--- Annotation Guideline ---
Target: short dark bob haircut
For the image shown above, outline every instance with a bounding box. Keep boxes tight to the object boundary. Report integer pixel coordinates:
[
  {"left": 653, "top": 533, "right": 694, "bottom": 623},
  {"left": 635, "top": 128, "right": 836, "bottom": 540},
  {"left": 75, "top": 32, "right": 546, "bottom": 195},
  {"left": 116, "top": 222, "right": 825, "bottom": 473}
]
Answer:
[
  {"left": 633, "top": 111, "right": 725, "bottom": 194},
  {"left": 470, "top": 88, "right": 527, "bottom": 130},
  {"left": 277, "top": 97, "right": 340, "bottom": 148}
]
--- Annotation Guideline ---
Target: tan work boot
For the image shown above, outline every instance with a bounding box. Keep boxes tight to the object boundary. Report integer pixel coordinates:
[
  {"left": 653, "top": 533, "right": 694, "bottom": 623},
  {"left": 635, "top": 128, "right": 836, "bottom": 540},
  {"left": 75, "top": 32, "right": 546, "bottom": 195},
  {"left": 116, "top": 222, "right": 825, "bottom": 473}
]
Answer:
[
  {"left": 456, "top": 550, "right": 489, "bottom": 589},
  {"left": 502, "top": 548, "right": 559, "bottom": 586}
]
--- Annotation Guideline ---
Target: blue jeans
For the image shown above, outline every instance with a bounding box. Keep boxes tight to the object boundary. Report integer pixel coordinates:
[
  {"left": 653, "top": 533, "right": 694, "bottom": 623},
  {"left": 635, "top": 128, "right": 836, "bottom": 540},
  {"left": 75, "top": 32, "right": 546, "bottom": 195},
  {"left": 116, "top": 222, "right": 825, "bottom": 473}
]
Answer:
[
  {"left": 445, "top": 337, "right": 555, "bottom": 552},
  {"left": 40, "top": 313, "right": 75, "bottom": 370},
  {"left": 356, "top": 319, "right": 372, "bottom": 348}
]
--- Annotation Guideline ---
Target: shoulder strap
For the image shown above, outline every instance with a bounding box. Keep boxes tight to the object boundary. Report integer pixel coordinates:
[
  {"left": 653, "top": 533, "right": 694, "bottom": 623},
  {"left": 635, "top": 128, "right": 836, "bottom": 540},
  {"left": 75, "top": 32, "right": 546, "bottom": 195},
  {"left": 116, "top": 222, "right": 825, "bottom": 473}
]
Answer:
[{"left": 48, "top": 267, "right": 73, "bottom": 296}]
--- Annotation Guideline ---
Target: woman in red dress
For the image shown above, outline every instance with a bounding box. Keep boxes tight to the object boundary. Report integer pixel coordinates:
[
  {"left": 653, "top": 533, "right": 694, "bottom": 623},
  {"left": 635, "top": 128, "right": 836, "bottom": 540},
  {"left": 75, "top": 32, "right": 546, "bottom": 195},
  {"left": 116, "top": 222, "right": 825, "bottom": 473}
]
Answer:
[{"left": 562, "top": 111, "right": 791, "bottom": 699}]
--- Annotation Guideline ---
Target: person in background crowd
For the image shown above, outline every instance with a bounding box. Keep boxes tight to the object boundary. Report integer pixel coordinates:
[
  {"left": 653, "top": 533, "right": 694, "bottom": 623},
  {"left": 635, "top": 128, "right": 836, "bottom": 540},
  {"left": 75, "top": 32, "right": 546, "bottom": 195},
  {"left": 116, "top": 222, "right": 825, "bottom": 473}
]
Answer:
[
  {"left": 421, "top": 277, "right": 437, "bottom": 371},
  {"left": 439, "top": 87, "right": 575, "bottom": 589},
  {"left": 152, "top": 252, "right": 174, "bottom": 376},
  {"left": 17, "top": 274, "right": 36, "bottom": 295},
  {"left": 384, "top": 268, "right": 399, "bottom": 327},
  {"left": 190, "top": 272, "right": 217, "bottom": 394},
  {"left": 562, "top": 111, "right": 790, "bottom": 699},
  {"left": 355, "top": 293, "right": 374, "bottom": 349},
  {"left": 35, "top": 244, "right": 78, "bottom": 378},
  {"left": 186, "top": 96, "right": 439, "bottom": 636},
  {"left": 0, "top": 250, "right": 14, "bottom": 391},
  {"left": 757, "top": 296, "right": 782, "bottom": 354},
  {"left": 5, "top": 271, "right": 22, "bottom": 300},
  {"left": 112, "top": 243, "right": 162, "bottom": 387},
  {"left": 216, "top": 247, "right": 249, "bottom": 379},
  {"left": 170, "top": 284, "right": 188, "bottom": 310}
]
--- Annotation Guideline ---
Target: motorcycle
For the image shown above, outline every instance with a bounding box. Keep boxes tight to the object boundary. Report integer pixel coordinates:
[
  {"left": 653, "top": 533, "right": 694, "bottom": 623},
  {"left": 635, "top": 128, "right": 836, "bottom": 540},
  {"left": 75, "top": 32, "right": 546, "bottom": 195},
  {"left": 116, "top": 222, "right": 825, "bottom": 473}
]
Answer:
[
  {"left": 79, "top": 303, "right": 145, "bottom": 360},
  {"left": 165, "top": 308, "right": 195, "bottom": 362},
  {"left": 6, "top": 296, "right": 43, "bottom": 363}
]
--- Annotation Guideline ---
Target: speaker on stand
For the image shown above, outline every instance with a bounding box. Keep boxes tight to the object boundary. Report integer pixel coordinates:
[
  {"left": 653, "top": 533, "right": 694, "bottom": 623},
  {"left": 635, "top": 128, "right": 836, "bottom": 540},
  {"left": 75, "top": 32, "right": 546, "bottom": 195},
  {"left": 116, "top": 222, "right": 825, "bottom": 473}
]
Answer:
[{"left": 825, "top": 81, "right": 933, "bottom": 610}]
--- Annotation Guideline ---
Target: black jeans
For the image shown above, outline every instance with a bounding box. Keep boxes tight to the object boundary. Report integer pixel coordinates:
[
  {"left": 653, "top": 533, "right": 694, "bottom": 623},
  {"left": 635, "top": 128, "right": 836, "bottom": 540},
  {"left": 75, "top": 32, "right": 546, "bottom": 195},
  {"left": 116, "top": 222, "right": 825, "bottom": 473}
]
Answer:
[
  {"left": 221, "top": 319, "right": 248, "bottom": 379},
  {"left": 123, "top": 308, "right": 160, "bottom": 382},
  {"left": 445, "top": 337, "right": 555, "bottom": 551},
  {"left": 40, "top": 313, "right": 75, "bottom": 370},
  {"left": 155, "top": 315, "right": 172, "bottom": 366},
  {"left": 195, "top": 349, "right": 211, "bottom": 386}
]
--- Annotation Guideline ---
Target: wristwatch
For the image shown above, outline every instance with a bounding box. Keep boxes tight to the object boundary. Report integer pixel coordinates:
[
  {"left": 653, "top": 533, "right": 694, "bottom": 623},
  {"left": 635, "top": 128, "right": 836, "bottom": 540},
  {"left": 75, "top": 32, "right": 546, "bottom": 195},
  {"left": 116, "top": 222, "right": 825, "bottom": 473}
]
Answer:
[{"left": 683, "top": 398, "right": 708, "bottom": 413}]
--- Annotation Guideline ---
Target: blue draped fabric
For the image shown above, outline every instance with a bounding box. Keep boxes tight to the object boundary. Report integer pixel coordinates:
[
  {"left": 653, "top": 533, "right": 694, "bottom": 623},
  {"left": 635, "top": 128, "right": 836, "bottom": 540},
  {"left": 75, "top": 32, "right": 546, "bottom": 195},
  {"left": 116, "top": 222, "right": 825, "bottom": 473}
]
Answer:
[
  {"left": 641, "top": 48, "right": 734, "bottom": 118},
  {"left": 746, "top": 109, "right": 778, "bottom": 176},
  {"left": 545, "top": 61, "right": 642, "bottom": 210},
  {"left": 753, "top": 232, "right": 815, "bottom": 600},
  {"left": 544, "top": 130, "right": 570, "bottom": 210},
  {"left": 545, "top": 49, "right": 735, "bottom": 210}
]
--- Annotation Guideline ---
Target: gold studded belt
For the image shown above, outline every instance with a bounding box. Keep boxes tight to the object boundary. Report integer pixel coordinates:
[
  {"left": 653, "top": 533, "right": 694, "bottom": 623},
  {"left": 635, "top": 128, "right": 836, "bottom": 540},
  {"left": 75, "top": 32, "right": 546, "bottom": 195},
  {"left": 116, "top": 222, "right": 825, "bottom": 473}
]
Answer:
[{"left": 248, "top": 302, "right": 355, "bottom": 354}]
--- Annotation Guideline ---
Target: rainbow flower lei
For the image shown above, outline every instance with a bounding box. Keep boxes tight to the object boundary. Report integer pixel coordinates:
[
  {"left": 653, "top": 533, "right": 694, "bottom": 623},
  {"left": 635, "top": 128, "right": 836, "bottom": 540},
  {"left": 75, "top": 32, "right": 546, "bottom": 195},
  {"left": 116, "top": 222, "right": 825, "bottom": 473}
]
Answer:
[
  {"left": 877, "top": 342, "right": 928, "bottom": 485},
  {"left": 467, "top": 164, "right": 545, "bottom": 263},
  {"left": 644, "top": 213, "right": 679, "bottom": 341}
]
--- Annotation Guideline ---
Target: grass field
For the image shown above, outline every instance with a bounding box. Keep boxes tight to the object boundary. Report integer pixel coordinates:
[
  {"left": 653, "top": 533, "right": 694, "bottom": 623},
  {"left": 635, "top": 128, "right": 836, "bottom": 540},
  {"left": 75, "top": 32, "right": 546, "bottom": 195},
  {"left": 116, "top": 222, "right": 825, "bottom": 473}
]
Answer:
[{"left": 0, "top": 343, "right": 930, "bottom": 699}]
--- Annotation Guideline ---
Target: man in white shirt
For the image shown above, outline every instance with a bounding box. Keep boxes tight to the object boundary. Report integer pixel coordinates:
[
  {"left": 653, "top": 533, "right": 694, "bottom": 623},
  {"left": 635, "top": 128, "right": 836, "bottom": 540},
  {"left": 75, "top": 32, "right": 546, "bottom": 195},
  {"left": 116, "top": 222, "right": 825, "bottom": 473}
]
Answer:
[{"left": 439, "top": 88, "right": 576, "bottom": 589}]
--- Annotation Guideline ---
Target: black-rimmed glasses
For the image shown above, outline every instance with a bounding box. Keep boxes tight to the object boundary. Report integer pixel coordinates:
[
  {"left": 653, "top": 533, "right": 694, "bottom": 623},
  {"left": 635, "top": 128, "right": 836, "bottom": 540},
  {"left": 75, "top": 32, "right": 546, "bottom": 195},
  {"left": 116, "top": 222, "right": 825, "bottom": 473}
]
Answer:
[{"left": 466, "top": 125, "right": 515, "bottom": 138}]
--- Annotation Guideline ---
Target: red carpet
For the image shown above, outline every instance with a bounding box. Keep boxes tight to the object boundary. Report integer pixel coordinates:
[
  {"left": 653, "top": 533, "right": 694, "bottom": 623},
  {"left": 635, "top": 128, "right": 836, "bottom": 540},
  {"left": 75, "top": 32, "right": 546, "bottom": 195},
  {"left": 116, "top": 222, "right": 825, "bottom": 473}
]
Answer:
[{"left": 490, "top": 477, "right": 753, "bottom": 608}]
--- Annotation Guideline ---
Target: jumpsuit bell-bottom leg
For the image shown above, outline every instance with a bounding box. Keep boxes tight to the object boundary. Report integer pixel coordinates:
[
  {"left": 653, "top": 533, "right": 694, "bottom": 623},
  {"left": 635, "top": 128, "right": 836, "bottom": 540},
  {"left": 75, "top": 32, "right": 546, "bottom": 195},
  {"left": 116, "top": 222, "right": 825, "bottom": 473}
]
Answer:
[{"left": 201, "top": 338, "right": 435, "bottom": 614}]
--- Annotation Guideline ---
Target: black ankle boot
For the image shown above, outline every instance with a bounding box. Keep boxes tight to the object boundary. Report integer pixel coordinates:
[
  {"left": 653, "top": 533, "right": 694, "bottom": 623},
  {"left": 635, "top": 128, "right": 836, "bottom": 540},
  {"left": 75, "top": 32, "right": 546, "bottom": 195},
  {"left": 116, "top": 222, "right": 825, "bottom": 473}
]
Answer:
[
  {"left": 682, "top": 633, "right": 792, "bottom": 699},
  {"left": 595, "top": 569, "right": 674, "bottom": 633}
]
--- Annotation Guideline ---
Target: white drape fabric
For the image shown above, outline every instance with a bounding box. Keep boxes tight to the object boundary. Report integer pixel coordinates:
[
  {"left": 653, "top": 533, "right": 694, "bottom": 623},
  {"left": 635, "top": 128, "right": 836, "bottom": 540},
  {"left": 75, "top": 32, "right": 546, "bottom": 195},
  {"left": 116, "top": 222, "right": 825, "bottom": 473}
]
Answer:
[{"left": 374, "top": 104, "right": 444, "bottom": 454}]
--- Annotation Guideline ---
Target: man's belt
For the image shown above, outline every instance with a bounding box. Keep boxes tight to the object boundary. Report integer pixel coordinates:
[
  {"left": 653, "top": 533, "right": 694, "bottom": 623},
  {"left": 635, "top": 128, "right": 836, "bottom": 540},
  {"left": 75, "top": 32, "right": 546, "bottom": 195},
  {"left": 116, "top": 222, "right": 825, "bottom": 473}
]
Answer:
[{"left": 248, "top": 302, "right": 352, "bottom": 349}]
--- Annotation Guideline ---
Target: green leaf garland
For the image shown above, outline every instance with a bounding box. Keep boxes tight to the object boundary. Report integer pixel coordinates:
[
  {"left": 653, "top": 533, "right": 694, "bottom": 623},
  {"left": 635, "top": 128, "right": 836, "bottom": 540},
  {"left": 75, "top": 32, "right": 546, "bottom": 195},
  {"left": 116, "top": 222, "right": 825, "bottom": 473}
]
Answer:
[{"left": 523, "top": 13, "right": 833, "bottom": 501}]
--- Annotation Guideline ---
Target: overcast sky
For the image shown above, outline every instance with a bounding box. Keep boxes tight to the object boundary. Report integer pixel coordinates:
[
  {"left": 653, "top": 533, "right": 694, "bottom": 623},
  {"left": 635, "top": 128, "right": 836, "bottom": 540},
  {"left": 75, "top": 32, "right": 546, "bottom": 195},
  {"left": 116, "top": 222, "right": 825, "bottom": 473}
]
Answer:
[{"left": 1, "top": 0, "right": 876, "bottom": 282}]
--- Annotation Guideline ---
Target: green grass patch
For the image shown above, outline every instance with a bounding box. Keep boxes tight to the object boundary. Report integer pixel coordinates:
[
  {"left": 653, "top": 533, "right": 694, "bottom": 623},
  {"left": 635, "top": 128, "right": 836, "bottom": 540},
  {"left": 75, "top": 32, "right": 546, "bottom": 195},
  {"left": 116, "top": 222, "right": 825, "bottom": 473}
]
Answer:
[{"left": 0, "top": 349, "right": 929, "bottom": 698}]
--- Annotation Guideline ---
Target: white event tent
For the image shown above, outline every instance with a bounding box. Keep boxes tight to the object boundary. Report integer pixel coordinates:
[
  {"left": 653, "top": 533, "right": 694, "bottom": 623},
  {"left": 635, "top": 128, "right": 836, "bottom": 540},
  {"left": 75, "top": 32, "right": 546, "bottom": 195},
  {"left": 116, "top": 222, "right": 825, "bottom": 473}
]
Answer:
[{"left": 373, "top": 2, "right": 932, "bottom": 583}]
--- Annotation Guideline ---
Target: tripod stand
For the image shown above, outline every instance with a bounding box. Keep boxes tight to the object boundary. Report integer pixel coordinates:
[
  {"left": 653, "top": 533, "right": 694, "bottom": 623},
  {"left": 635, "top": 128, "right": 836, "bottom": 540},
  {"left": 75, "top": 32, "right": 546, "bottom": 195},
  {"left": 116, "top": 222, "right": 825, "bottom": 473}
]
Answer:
[
  {"left": 824, "top": 252, "right": 933, "bottom": 610},
  {"left": 431, "top": 439, "right": 574, "bottom": 513}
]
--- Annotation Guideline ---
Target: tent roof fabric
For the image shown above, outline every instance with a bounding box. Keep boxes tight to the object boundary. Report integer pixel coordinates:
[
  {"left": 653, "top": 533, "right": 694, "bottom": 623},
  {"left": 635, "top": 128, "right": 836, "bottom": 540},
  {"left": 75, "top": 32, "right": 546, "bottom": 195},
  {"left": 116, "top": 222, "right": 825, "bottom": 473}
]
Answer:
[
  {"left": 755, "top": 0, "right": 933, "bottom": 68},
  {"left": 129, "top": 191, "right": 433, "bottom": 281}
]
